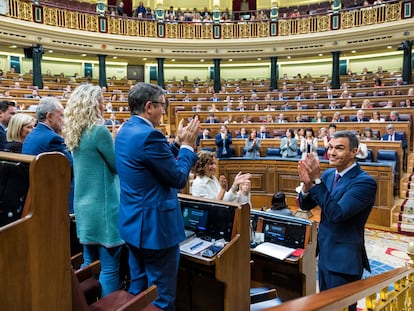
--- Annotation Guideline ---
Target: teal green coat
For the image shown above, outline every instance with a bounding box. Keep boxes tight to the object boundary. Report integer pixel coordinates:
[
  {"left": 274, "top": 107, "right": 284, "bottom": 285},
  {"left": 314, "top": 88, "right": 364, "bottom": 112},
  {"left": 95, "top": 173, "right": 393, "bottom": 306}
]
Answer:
[{"left": 73, "top": 125, "right": 123, "bottom": 247}]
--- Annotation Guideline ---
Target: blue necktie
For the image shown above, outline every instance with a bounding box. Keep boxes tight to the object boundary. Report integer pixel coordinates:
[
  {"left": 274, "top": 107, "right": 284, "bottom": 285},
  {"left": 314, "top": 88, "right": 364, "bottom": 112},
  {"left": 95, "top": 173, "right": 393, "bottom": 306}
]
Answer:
[{"left": 332, "top": 173, "right": 341, "bottom": 190}]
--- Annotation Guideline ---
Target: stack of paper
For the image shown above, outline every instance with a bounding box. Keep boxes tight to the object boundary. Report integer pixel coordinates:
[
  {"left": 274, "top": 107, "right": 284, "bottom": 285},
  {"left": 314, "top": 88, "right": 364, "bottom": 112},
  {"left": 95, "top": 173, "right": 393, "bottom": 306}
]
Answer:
[
  {"left": 180, "top": 237, "right": 212, "bottom": 255},
  {"left": 254, "top": 242, "right": 295, "bottom": 260}
]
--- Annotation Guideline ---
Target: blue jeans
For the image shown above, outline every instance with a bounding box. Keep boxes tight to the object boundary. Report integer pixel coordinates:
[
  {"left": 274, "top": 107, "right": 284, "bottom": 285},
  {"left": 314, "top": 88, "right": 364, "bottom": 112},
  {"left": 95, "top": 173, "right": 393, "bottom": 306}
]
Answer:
[
  {"left": 82, "top": 244, "right": 122, "bottom": 297},
  {"left": 127, "top": 244, "right": 180, "bottom": 311}
]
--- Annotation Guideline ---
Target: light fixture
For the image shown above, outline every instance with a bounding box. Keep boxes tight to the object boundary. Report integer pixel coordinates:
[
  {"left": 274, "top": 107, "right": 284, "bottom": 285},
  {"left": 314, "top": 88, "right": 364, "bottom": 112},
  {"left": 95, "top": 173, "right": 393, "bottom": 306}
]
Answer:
[
  {"left": 171, "top": 59, "right": 175, "bottom": 62},
  {"left": 81, "top": 53, "right": 87, "bottom": 57},
  {"left": 200, "top": 59, "right": 205, "bottom": 62},
  {"left": 351, "top": 50, "right": 356, "bottom": 53},
  {"left": 318, "top": 53, "right": 323, "bottom": 56},
  {"left": 229, "top": 59, "right": 233, "bottom": 62},
  {"left": 48, "top": 50, "right": 54, "bottom": 53},
  {"left": 143, "top": 58, "right": 147, "bottom": 61},
  {"left": 387, "top": 45, "right": 392, "bottom": 49},
  {"left": 257, "top": 57, "right": 261, "bottom": 61},
  {"left": 287, "top": 56, "right": 291, "bottom": 59},
  {"left": 113, "top": 56, "right": 118, "bottom": 59},
  {"left": 9, "top": 45, "right": 17, "bottom": 49}
]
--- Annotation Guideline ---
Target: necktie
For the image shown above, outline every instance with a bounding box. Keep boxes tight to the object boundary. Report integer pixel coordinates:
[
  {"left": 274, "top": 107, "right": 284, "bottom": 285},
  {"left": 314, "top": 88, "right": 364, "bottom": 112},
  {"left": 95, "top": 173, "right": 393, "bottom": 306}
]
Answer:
[{"left": 332, "top": 173, "right": 341, "bottom": 190}]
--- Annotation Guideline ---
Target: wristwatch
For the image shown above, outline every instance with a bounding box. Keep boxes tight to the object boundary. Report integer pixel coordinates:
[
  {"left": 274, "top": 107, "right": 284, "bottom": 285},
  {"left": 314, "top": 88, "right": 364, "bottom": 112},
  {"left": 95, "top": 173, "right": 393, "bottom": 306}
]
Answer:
[{"left": 313, "top": 178, "right": 322, "bottom": 185}]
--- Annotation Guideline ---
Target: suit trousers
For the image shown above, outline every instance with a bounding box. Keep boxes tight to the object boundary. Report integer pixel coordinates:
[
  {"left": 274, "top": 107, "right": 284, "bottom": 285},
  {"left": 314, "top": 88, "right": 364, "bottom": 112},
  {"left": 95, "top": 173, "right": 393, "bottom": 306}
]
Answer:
[
  {"left": 127, "top": 243, "right": 180, "bottom": 311},
  {"left": 318, "top": 261, "right": 361, "bottom": 311}
]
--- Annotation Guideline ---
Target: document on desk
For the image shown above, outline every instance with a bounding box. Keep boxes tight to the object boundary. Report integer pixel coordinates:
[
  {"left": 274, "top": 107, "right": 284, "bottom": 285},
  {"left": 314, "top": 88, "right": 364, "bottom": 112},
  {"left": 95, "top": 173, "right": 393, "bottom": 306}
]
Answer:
[
  {"left": 254, "top": 242, "right": 296, "bottom": 260},
  {"left": 180, "top": 237, "right": 213, "bottom": 255}
]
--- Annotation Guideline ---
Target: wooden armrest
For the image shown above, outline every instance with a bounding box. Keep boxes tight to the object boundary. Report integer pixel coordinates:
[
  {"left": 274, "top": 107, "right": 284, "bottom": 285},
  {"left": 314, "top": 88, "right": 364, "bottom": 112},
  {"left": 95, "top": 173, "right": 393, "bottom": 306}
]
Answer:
[
  {"left": 71, "top": 252, "right": 84, "bottom": 270},
  {"left": 118, "top": 285, "right": 159, "bottom": 311},
  {"left": 250, "top": 287, "right": 278, "bottom": 304},
  {"left": 75, "top": 260, "right": 101, "bottom": 283},
  {"left": 89, "top": 285, "right": 160, "bottom": 311}
]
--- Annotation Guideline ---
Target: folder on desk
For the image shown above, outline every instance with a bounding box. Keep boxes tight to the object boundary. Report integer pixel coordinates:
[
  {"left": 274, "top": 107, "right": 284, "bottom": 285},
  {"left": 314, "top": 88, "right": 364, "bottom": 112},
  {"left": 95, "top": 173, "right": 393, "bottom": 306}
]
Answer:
[{"left": 254, "top": 242, "right": 296, "bottom": 260}]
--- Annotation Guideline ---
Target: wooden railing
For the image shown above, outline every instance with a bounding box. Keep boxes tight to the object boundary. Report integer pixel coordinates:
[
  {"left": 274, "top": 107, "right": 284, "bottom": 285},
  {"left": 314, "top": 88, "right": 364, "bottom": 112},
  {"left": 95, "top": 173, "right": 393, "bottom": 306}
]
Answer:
[
  {"left": 267, "top": 265, "right": 414, "bottom": 311},
  {"left": 5, "top": 0, "right": 409, "bottom": 39}
]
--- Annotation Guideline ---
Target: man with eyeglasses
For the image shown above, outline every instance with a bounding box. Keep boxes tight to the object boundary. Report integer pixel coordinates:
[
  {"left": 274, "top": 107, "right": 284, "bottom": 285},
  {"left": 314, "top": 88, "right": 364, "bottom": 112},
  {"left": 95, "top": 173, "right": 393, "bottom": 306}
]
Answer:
[{"left": 115, "top": 82, "right": 199, "bottom": 310}]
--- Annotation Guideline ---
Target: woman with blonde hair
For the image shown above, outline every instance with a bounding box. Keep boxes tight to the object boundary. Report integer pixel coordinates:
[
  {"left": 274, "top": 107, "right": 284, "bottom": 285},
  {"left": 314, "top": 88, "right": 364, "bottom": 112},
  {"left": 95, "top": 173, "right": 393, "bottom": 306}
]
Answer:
[
  {"left": 63, "top": 84, "right": 124, "bottom": 298},
  {"left": 5, "top": 113, "right": 35, "bottom": 153}
]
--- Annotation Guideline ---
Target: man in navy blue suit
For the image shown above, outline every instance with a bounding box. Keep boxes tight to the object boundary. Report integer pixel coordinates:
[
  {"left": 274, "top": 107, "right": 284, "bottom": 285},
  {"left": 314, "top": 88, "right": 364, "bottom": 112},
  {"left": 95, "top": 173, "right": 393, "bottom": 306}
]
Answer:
[
  {"left": 298, "top": 131, "right": 377, "bottom": 311},
  {"left": 0, "top": 100, "right": 17, "bottom": 151},
  {"left": 115, "top": 83, "right": 199, "bottom": 310},
  {"left": 22, "top": 97, "right": 74, "bottom": 213},
  {"left": 381, "top": 124, "right": 407, "bottom": 149}
]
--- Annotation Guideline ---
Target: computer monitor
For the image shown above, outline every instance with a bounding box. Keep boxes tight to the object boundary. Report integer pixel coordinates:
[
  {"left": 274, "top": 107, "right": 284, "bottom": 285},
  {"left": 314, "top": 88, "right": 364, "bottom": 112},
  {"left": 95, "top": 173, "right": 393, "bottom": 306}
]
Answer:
[
  {"left": 180, "top": 197, "right": 236, "bottom": 242},
  {"left": 182, "top": 206, "right": 209, "bottom": 232}
]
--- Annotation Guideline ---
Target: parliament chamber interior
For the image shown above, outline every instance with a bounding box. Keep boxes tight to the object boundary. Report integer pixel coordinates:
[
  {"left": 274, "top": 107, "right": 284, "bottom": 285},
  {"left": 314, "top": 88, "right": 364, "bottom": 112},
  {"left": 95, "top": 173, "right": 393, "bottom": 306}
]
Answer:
[{"left": 0, "top": 0, "right": 413, "bottom": 310}]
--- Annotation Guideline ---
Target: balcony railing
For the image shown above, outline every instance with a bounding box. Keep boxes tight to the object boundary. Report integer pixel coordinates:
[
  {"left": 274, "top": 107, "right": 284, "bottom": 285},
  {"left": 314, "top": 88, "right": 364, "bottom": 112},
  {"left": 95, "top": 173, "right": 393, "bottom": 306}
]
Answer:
[{"left": 4, "top": 0, "right": 411, "bottom": 39}]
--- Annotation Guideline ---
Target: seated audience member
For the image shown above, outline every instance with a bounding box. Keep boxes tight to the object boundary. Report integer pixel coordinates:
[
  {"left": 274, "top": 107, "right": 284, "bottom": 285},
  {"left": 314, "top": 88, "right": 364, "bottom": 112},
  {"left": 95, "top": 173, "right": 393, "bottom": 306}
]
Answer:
[
  {"left": 5, "top": 113, "right": 36, "bottom": 153},
  {"left": 241, "top": 115, "right": 252, "bottom": 124},
  {"left": 369, "top": 110, "right": 385, "bottom": 122},
  {"left": 265, "top": 114, "right": 274, "bottom": 123},
  {"left": 388, "top": 110, "right": 400, "bottom": 122},
  {"left": 205, "top": 113, "right": 219, "bottom": 123},
  {"left": 381, "top": 124, "right": 407, "bottom": 149},
  {"left": 104, "top": 113, "right": 121, "bottom": 126},
  {"left": 244, "top": 129, "right": 260, "bottom": 158},
  {"left": 280, "top": 128, "right": 298, "bottom": 158},
  {"left": 362, "top": 127, "right": 376, "bottom": 140},
  {"left": 236, "top": 127, "right": 248, "bottom": 139},
  {"left": 342, "top": 99, "right": 354, "bottom": 109},
  {"left": 331, "top": 111, "right": 343, "bottom": 123},
  {"left": 196, "top": 128, "right": 212, "bottom": 147},
  {"left": 215, "top": 125, "right": 233, "bottom": 158},
  {"left": 300, "top": 127, "right": 318, "bottom": 159},
  {"left": 355, "top": 133, "right": 368, "bottom": 162},
  {"left": 275, "top": 113, "right": 287, "bottom": 123},
  {"left": 402, "top": 98, "right": 413, "bottom": 107},
  {"left": 318, "top": 127, "right": 328, "bottom": 140},
  {"left": 311, "top": 111, "right": 326, "bottom": 123},
  {"left": 328, "top": 100, "right": 339, "bottom": 110},
  {"left": 267, "top": 192, "right": 294, "bottom": 216},
  {"left": 258, "top": 125, "right": 271, "bottom": 139},
  {"left": 208, "top": 103, "right": 219, "bottom": 112},
  {"left": 264, "top": 103, "right": 275, "bottom": 111},
  {"left": 223, "top": 114, "right": 234, "bottom": 124},
  {"left": 191, "top": 150, "right": 251, "bottom": 201},
  {"left": 352, "top": 109, "right": 369, "bottom": 122},
  {"left": 209, "top": 93, "right": 220, "bottom": 102}
]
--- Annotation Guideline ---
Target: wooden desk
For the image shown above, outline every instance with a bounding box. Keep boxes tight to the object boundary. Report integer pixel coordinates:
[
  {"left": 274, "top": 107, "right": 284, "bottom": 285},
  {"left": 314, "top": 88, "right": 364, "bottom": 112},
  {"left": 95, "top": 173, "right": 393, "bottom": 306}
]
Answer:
[
  {"left": 176, "top": 194, "right": 251, "bottom": 311},
  {"left": 250, "top": 211, "right": 317, "bottom": 301},
  {"left": 0, "top": 152, "right": 72, "bottom": 310}
]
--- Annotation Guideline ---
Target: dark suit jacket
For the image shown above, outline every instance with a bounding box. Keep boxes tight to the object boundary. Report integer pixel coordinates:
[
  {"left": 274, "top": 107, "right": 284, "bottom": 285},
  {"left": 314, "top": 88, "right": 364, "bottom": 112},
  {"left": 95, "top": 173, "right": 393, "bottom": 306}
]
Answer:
[
  {"left": 381, "top": 132, "right": 407, "bottom": 149},
  {"left": 299, "top": 164, "right": 377, "bottom": 277},
  {"left": 258, "top": 132, "right": 271, "bottom": 139},
  {"left": 196, "top": 133, "right": 212, "bottom": 146},
  {"left": 349, "top": 116, "right": 369, "bottom": 122},
  {"left": 22, "top": 122, "right": 74, "bottom": 213},
  {"left": 22, "top": 123, "right": 73, "bottom": 166},
  {"left": 0, "top": 125, "right": 6, "bottom": 151},
  {"left": 215, "top": 133, "right": 232, "bottom": 158},
  {"left": 115, "top": 116, "right": 198, "bottom": 249}
]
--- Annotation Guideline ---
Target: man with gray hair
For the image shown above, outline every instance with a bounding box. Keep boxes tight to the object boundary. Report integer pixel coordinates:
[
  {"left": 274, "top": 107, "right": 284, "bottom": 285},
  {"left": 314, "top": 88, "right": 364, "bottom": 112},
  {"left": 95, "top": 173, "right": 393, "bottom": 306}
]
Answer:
[{"left": 22, "top": 97, "right": 73, "bottom": 213}]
